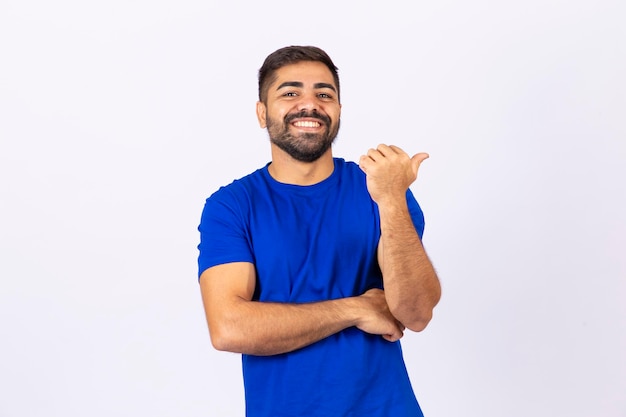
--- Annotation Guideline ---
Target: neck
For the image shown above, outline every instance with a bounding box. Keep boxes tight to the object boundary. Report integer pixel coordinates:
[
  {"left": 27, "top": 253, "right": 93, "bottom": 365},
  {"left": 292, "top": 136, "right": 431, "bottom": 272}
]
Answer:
[{"left": 268, "top": 146, "right": 334, "bottom": 186}]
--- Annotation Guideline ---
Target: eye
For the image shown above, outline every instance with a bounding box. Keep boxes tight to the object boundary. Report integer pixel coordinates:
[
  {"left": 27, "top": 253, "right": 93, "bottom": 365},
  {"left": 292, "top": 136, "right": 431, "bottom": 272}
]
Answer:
[
  {"left": 317, "top": 93, "right": 337, "bottom": 101},
  {"left": 283, "top": 91, "right": 298, "bottom": 97}
]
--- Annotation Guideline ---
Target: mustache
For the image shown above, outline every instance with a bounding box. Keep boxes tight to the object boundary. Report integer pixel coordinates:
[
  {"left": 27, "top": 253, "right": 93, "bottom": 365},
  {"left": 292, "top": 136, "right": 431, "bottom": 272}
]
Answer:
[{"left": 284, "top": 110, "right": 331, "bottom": 126}]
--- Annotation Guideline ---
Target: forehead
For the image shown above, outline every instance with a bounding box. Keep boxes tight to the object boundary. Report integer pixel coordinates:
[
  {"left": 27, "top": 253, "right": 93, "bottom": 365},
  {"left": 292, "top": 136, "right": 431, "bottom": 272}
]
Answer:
[{"left": 271, "top": 61, "right": 336, "bottom": 89}]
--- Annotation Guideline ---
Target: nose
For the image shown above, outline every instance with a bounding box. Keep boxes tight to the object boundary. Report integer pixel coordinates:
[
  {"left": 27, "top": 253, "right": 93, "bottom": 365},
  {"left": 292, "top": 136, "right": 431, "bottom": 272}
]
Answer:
[{"left": 296, "top": 92, "right": 318, "bottom": 112}]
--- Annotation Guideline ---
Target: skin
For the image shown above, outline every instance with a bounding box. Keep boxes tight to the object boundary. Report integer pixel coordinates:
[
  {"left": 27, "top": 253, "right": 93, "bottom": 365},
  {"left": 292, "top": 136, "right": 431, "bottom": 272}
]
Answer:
[
  {"left": 360, "top": 145, "right": 441, "bottom": 331},
  {"left": 199, "top": 61, "right": 441, "bottom": 356},
  {"left": 256, "top": 61, "right": 340, "bottom": 185}
]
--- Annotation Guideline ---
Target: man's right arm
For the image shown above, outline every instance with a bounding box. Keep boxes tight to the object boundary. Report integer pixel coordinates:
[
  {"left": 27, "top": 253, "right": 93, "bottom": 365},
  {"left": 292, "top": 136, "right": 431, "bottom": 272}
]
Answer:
[{"left": 199, "top": 262, "right": 404, "bottom": 356}]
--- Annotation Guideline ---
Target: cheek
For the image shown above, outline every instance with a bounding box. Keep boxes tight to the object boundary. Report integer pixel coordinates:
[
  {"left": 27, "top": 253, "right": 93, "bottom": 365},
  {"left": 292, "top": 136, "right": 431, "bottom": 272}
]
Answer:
[
  {"left": 267, "top": 106, "right": 283, "bottom": 119},
  {"left": 327, "top": 106, "right": 341, "bottom": 121}
]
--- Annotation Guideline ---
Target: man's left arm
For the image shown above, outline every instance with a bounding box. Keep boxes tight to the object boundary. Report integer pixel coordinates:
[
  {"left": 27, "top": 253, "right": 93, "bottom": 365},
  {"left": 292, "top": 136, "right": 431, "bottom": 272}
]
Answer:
[{"left": 359, "top": 144, "right": 442, "bottom": 332}]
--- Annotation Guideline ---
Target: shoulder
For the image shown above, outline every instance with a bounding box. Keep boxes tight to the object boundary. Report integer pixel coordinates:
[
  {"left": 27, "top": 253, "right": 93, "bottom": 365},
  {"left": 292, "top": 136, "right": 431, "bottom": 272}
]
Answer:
[
  {"left": 207, "top": 166, "right": 269, "bottom": 203},
  {"left": 200, "top": 167, "right": 270, "bottom": 224},
  {"left": 334, "top": 157, "right": 360, "bottom": 171},
  {"left": 334, "top": 158, "right": 366, "bottom": 182}
]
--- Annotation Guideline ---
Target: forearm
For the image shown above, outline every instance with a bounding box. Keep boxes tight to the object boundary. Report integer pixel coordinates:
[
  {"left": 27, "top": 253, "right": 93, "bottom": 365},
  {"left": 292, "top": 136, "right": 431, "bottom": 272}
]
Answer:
[
  {"left": 378, "top": 200, "right": 441, "bottom": 331},
  {"left": 209, "top": 296, "right": 359, "bottom": 356},
  {"left": 201, "top": 263, "right": 404, "bottom": 356}
]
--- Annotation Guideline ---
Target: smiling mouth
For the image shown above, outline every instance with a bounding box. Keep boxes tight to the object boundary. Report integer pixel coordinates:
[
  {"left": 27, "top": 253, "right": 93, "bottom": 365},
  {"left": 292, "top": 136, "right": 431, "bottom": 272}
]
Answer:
[{"left": 292, "top": 120, "right": 321, "bottom": 128}]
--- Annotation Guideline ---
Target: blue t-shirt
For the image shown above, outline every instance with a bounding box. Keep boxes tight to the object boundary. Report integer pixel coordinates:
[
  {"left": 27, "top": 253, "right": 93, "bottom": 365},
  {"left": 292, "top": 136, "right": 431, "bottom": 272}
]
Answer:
[{"left": 198, "top": 158, "right": 426, "bottom": 417}]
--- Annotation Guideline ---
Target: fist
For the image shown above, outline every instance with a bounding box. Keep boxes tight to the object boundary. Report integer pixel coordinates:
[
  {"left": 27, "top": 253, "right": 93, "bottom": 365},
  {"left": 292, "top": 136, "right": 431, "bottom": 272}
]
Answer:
[
  {"left": 358, "top": 144, "right": 429, "bottom": 204},
  {"left": 357, "top": 288, "right": 405, "bottom": 342}
]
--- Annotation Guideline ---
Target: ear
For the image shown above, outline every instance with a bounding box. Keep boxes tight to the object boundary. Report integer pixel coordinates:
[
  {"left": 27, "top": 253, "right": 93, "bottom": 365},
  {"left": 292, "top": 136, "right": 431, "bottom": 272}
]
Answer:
[{"left": 256, "top": 101, "right": 267, "bottom": 128}]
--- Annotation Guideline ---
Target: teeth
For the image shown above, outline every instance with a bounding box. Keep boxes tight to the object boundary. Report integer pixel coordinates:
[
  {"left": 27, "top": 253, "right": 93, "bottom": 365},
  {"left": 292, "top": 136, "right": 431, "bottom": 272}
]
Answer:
[{"left": 293, "top": 121, "right": 320, "bottom": 128}]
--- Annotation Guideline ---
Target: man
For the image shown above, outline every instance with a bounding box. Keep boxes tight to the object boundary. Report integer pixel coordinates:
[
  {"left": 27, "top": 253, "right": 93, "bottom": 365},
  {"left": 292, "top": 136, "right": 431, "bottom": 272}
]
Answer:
[{"left": 197, "top": 45, "right": 441, "bottom": 417}]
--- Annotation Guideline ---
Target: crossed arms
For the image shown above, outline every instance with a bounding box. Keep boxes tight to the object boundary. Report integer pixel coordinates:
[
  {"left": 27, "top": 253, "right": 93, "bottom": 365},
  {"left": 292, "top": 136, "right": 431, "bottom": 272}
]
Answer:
[{"left": 199, "top": 145, "right": 441, "bottom": 356}]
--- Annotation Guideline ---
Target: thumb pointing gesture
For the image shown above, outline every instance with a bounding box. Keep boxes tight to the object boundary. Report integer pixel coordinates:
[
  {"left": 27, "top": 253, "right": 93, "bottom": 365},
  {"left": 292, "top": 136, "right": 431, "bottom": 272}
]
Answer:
[{"left": 411, "top": 152, "right": 430, "bottom": 177}]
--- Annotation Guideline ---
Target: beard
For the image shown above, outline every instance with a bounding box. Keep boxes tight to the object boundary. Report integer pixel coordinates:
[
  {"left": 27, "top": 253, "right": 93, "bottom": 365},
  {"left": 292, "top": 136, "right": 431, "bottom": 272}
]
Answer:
[{"left": 266, "top": 110, "right": 340, "bottom": 163}]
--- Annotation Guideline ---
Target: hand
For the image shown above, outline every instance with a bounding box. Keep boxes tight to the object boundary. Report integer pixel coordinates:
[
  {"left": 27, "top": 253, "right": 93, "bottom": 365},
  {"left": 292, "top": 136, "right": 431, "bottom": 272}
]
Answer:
[
  {"left": 355, "top": 288, "right": 405, "bottom": 342},
  {"left": 358, "top": 144, "right": 429, "bottom": 205}
]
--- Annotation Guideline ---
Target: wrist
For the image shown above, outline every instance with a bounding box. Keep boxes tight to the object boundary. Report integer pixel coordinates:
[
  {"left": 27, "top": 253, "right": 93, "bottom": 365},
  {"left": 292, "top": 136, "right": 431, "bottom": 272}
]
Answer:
[{"left": 376, "top": 197, "right": 409, "bottom": 215}]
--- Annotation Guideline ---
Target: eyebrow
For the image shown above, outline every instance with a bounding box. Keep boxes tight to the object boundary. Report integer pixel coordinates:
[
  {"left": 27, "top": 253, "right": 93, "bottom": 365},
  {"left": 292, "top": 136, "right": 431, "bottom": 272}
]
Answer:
[{"left": 276, "top": 81, "right": 337, "bottom": 92}]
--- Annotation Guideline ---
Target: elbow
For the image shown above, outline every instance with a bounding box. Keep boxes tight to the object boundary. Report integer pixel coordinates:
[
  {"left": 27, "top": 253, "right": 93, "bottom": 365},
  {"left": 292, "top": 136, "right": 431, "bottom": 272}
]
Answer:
[
  {"left": 391, "top": 305, "right": 435, "bottom": 332},
  {"left": 404, "top": 314, "right": 432, "bottom": 332},
  {"left": 208, "top": 324, "right": 243, "bottom": 353},
  {"left": 210, "top": 333, "right": 231, "bottom": 352},
  {"left": 403, "top": 312, "right": 433, "bottom": 332},
  {"left": 205, "top": 301, "right": 255, "bottom": 354},
  {"left": 402, "top": 288, "right": 441, "bottom": 332}
]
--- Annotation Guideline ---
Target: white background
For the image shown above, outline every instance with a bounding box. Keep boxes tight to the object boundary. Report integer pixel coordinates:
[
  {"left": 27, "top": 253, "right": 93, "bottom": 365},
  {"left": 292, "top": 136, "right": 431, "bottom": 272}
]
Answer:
[{"left": 1, "top": 1, "right": 624, "bottom": 416}]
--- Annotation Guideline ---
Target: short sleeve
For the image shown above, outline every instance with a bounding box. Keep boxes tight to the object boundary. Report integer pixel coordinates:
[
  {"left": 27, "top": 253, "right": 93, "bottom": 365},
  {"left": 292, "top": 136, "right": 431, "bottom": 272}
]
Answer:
[{"left": 197, "top": 188, "right": 255, "bottom": 278}]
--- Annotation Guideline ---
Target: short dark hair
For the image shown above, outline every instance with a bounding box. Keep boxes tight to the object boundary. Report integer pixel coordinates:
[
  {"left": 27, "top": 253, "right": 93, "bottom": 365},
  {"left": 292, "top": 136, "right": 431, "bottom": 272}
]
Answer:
[{"left": 258, "top": 45, "right": 340, "bottom": 103}]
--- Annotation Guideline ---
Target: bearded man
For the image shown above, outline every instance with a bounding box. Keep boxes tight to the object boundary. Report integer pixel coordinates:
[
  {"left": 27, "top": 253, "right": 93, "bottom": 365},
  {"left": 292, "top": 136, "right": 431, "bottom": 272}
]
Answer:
[{"left": 197, "top": 45, "right": 441, "bottom": 417}]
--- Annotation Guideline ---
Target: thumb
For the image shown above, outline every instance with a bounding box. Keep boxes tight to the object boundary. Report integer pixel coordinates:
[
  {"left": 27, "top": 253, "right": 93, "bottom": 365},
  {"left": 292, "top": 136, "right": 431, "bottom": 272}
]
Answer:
[{"left": 411, "top": 152, "right": 430, "bottom": 174}]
